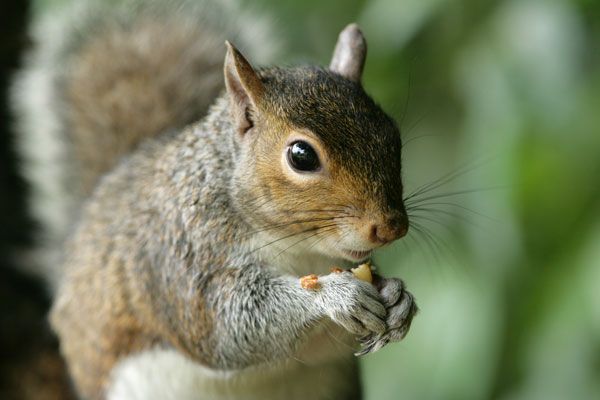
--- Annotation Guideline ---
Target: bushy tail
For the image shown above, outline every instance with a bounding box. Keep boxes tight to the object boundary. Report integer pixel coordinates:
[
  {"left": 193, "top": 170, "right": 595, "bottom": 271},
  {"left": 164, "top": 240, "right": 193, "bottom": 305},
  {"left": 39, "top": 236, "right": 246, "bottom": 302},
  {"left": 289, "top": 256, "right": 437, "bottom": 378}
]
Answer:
[{"left": 11, "top": 0, "right": 278, "bottom": 290}]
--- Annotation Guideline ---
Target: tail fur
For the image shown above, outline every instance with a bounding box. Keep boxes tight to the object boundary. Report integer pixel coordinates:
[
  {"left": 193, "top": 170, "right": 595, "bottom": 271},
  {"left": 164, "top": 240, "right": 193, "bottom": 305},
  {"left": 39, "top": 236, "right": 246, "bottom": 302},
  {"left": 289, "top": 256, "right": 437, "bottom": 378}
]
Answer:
[{"left": 11, "top": 0, "right": 278, "bottom": 290}]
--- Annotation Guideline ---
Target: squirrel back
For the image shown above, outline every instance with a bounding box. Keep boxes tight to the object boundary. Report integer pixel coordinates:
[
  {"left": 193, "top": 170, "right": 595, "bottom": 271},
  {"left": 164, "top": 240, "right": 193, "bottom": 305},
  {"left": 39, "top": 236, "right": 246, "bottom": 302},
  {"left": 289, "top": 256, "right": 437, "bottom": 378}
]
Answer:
[{"left": 11, "top": 0, "right": 277, "bottom": 289}]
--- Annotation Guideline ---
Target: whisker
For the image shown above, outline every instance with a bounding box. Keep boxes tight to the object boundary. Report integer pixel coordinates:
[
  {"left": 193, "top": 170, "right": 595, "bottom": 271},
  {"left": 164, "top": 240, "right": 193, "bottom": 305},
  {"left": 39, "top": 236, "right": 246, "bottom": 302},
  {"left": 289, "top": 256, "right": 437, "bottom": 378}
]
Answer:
[
  {"left": 405, "top": 186, "right": 507, "bottom": 205},
  {"left": 407, "top": 201, "right": 497, "bottom": 222},
  {"left": 404, "top": 158, "right": 490, "bottom": 202},
  {"left": 404, "top": 111, "right": 429, "bottom": 136},
  {"left": 409, "top": 221, "right": 445, "bottom": 263},
  {"left": 274, "top": 226, "right": 338, "bottom": 259},
  {"left": 405, "top": 228, "right": 429, "bottom": 261},
  {"left": 402, "top": 232, "right": 420, "bottom": 260},
  {"left": 408, "top": 207, "right": 483, "bottom": 230},
  {"left": 250, "top": 223, "right": 339, "bottom": 255},
  {"left": 242, "top": 215, "right": 348, "bottom": 237},
  {"left": 401, "top": 133, "right": 442, "bottom": 148},
  {"left": 325, "top": 229, "right": 352, "bottom": 263},
  {"left": 306, "top": 226, "right": 337, "bottom": 253},
  {"left": 407, "top": 222, "right": 439, "bottom": 262},
  {"left": 409, "top": 214, "right": 456, "bottom": 229},
  {"left": 417, "top": 219, "right": 457, "bottom": 261}
]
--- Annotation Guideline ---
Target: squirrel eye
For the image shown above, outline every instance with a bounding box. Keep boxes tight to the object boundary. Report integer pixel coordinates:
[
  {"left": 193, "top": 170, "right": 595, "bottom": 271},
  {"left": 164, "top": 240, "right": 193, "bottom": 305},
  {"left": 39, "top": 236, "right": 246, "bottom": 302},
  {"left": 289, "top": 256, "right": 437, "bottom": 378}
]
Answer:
[{"left": 287, "top": 141, "right": 320, "bottom": 172}]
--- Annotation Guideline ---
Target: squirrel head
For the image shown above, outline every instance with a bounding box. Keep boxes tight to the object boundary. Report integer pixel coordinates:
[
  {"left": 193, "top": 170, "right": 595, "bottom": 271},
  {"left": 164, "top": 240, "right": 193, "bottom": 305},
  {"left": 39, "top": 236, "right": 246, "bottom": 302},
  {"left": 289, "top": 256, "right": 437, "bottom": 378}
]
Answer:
[{"left": 225, "top": 24, "right": 408, "bottom": 263}]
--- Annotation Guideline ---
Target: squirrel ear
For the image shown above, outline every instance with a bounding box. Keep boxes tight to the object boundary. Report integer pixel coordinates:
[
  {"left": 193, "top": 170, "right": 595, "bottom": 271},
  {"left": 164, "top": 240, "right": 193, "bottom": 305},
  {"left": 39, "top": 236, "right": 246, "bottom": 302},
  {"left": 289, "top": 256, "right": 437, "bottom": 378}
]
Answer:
[
  {"left": 224, "top": 41, "right": 264, "bottom": 135},
  {"left": 329, "top": 23, "right": 367, "bottom": 83}
]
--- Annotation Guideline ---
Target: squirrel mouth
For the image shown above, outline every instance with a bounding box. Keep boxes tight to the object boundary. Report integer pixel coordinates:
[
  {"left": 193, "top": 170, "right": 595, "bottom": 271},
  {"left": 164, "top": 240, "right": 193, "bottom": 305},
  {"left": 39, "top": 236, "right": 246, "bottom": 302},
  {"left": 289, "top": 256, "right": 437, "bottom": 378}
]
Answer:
[{"left": 342, "top": 249, "right": 372, "bottom": 261}]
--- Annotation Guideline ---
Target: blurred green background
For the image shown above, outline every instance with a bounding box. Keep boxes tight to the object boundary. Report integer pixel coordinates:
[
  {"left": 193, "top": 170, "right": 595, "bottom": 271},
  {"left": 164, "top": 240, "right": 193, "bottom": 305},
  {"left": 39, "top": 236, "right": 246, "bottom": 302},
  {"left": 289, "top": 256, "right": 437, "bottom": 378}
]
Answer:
[{"left": 3, "top": 0, "right": 599, "bottom": 399}]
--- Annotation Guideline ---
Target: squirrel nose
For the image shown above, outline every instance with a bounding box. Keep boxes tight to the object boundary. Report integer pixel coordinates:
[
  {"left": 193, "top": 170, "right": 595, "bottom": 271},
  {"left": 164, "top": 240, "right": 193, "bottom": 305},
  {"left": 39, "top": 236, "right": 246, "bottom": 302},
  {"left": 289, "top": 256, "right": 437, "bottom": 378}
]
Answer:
[{"left": 368, "top": 214, "right": 409, "bottom": 245}]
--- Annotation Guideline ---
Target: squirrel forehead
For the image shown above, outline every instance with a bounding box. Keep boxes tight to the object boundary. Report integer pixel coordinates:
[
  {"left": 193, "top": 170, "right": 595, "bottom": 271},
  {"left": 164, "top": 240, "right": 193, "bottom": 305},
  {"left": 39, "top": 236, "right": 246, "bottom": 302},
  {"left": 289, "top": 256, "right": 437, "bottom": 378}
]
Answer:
[
  {"left": 260, "top": 66, "right": 403, "bottom": 186},
  {"left": 261, "top": 67, "right": 400, "bottom": 148},
  {"left": 260, "top": 67, "right": 396, "bottom": 132}
]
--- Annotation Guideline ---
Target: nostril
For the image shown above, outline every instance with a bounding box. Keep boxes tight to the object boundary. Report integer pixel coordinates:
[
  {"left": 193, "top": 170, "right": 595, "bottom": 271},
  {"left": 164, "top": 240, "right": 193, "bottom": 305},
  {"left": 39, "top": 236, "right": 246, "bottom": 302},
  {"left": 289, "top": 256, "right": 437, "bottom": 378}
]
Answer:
[
  {"left": 368, "top": 214, "right": 409, "bottom": 245},
  {"left": 376, "top": 227, "right": 390, "bottom": 243},
  {"left": 371, "top": 224, "right": 393, "bottom": 244},
  {"left": 369, "top": 224, "right": 379, "bottom": 243}
]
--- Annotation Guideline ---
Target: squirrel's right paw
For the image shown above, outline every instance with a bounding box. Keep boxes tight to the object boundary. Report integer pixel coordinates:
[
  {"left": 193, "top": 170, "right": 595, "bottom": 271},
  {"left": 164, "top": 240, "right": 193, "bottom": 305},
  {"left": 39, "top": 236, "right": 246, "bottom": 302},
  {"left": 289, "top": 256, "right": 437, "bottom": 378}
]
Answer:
[{"left": 316, "top": 271, "right": 387, "bottom": 336}]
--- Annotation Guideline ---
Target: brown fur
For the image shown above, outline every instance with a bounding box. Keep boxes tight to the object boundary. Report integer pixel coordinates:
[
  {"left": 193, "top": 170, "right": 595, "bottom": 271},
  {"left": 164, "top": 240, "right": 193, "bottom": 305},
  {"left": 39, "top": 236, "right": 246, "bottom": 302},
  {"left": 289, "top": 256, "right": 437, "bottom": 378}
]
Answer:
[{"left": 232, "top": 65, "right": 407, "bottom": 247}]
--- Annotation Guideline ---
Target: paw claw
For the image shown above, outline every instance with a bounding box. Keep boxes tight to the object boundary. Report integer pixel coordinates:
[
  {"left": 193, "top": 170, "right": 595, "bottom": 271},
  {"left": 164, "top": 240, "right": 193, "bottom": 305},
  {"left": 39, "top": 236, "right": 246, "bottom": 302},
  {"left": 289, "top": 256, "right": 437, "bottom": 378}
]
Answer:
[{"left": 353, "top": 276, "right": 418, "bottom": 356}]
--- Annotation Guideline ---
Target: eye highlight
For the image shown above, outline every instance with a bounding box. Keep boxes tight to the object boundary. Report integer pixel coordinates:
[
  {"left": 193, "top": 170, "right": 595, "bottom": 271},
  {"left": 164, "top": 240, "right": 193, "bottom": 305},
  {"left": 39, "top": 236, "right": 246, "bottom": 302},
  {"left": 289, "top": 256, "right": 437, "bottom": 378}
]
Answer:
[{"left": 287, "top": 141, "right": 321, "bottom": 172}]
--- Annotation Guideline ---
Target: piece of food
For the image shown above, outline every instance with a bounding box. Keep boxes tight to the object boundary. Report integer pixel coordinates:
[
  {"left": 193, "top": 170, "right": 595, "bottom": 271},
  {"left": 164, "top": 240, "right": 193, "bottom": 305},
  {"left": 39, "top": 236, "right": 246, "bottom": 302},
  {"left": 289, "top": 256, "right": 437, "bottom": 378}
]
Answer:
[
  {"left": 300, "top": 274, "right": 321, "bottom": 290},
  {"left": 351, "top": 263, "right": 372, "bottom": 283},
  {"left": 330, "top": 267, "right": 343, "bottom": 274}
]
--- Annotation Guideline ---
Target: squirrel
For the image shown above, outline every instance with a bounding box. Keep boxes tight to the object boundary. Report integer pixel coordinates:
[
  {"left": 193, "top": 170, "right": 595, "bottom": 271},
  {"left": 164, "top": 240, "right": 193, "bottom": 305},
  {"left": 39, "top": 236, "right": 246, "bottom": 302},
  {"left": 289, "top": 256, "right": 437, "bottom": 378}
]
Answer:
[{"left": 12, "top": 0, "right": 418, "bottom": 399}]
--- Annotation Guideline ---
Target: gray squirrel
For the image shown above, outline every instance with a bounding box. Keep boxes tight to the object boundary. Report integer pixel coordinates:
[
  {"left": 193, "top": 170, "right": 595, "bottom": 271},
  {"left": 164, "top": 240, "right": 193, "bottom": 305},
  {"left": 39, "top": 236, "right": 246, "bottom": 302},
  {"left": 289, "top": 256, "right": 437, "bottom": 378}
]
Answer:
[{"left": 12, "top": 0, "right": 418, "bottom": 399}]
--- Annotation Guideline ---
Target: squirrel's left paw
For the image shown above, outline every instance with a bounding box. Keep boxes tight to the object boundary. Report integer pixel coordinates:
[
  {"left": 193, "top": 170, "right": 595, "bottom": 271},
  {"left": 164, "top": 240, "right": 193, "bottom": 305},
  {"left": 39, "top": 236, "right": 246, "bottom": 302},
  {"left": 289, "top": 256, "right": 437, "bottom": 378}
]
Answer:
[{"left": 355, "top": 276, "right": 418, "bottom": 356}]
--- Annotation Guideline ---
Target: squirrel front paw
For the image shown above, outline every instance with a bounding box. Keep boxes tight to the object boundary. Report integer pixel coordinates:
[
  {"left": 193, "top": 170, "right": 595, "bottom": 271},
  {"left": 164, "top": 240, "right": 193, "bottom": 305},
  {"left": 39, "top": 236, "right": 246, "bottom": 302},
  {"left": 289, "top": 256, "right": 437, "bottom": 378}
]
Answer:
[
  {"left": 316, "top": 271, "right": 387, "bottom": 337},
  {"left": 355, "top": 276, "right": 418, "bottom": 356}
]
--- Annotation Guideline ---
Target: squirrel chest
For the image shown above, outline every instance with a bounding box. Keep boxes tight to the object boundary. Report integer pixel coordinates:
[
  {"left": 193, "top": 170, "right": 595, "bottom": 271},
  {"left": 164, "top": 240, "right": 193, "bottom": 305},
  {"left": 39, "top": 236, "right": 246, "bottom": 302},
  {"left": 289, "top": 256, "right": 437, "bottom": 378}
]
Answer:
[
  {"left": 102, "top": 250, "right": 359, "bottom": 399},
  {"left": 107, "top": 327, "right": 360, "bottom": 400},
  {"left": 103, "top": 246, "right": 359, "bottom": 399}
]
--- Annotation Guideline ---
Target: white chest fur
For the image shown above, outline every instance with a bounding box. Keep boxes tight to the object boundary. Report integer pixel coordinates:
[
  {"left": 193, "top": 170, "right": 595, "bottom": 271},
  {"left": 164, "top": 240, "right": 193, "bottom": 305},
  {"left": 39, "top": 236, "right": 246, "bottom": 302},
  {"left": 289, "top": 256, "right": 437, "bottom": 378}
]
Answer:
[{"left": 107, "top": 343, "right": 358, "bottom": 400}]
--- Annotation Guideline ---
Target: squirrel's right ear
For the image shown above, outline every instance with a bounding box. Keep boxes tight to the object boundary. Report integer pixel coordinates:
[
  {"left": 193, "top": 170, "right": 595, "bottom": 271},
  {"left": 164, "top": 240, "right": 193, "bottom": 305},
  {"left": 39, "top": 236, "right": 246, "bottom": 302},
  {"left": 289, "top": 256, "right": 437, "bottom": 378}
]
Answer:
[
  {"left": 329, "top": 23, "right": 367, "bottom": 83},
  {"left": 224, "top": 41, "right": 264, "bottom": 136}
]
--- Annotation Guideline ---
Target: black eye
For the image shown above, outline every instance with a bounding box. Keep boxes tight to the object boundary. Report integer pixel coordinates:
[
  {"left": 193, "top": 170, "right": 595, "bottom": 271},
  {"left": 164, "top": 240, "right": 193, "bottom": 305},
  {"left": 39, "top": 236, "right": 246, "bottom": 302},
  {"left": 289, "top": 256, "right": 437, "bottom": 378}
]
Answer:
[{"left": 287, "top": 141, "right": 320, "bottom": 172}]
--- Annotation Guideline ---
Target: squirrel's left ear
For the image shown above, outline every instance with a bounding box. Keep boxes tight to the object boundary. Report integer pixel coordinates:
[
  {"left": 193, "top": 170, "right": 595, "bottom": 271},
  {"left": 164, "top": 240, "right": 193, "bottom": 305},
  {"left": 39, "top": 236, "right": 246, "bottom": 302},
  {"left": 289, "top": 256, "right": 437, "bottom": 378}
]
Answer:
[
  {"left": 329, "top": 23, "right": 367, "bottom": 83},
  {"left": 224, "top": 41, "right": 264, "bottom": 136}
]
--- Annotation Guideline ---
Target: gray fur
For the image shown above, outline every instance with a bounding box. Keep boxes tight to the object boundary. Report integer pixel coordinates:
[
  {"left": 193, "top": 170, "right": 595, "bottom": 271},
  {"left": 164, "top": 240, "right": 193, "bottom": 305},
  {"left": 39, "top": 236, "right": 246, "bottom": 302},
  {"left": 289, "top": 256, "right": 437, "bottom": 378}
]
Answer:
[
  {"left": 11, "top": 0, "right": 278, "bottom": 290},
  {"left": 356, "top": 277, "right": 418, "bottom": 356}
]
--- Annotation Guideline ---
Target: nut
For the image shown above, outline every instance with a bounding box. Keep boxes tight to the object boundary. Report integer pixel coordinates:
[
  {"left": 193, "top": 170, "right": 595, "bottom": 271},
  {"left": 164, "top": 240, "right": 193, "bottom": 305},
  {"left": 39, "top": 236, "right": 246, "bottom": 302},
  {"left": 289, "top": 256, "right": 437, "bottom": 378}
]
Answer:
[
  {"left": 300, "top": 274, "right": 321, "bottom": 290},
  {"left": 350, "top": 263, "right": 372, "bottom": 283}
]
